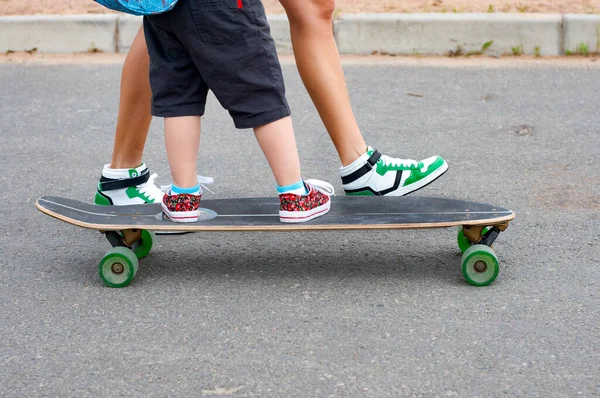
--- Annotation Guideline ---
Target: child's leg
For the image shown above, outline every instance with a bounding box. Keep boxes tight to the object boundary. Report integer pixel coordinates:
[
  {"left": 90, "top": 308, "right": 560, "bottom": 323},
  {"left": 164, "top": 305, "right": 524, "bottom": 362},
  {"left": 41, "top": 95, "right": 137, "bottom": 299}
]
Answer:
[
  {"left": 253, "top": 116, "right": 302, "bottom": 188},
  {"left": 254, "top": 115, "right": 334, "bottom": 224},
  {"left": 164, "top": 116, "right": 201, "bottom": 189},
  {"left": 181, "top": 0, "right": 332, "bottom": 222},
  {"left": 161, "top": 116, "right": 203, "bottom": 223},
  {"left": 143, "top": 11, "right": 209, "bottom": 223},
  {"left": 254, "top": 116, "right": 333, "bottom": 223}
]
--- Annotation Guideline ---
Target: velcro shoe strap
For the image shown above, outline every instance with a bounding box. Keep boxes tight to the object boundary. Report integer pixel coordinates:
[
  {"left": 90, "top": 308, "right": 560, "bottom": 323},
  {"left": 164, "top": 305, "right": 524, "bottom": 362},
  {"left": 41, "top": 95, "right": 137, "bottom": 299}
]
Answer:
[
  {"left": 99, "top": 168, "right": 150, "bottom": 191},
  {"left": 341, "top": 149, "right": 382, "bottom": 185}
]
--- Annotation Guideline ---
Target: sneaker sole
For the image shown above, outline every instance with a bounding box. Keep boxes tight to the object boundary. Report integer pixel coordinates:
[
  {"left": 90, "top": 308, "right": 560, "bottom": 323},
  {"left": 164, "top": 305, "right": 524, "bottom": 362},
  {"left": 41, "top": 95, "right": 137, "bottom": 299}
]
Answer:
[
  {"left": 161, "top": 203, "right": 200, "bottom": 223},
  {"left": 279, "top": 201, "right": 331, "bottom": 223}
]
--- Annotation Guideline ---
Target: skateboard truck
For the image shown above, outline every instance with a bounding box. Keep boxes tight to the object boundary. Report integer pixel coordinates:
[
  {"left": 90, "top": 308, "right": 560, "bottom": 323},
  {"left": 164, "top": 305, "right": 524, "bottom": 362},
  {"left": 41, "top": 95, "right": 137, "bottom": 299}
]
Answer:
[
  {"left": 462, "top": 222, "right": 509, "bottom": 247},
  {"left": 104, "top": 229, "right": 143, "bottom": 249}
]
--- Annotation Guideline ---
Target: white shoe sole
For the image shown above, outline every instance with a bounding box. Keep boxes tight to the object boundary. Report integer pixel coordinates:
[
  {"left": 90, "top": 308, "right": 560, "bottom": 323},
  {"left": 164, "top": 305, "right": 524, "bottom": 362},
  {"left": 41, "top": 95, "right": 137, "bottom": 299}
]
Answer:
[
  {"left": 279, "top": 201, "right": 331, "bottom": 223},
  {"left": 161, "top": 203, "right": 199, "bottom": 223}
]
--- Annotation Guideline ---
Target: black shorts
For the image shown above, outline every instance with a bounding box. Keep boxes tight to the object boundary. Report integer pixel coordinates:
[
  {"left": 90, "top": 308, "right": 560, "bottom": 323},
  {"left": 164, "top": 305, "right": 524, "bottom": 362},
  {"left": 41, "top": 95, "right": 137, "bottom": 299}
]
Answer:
[{"left": 143, "top": 0, "right": 290, "bottom": 129}]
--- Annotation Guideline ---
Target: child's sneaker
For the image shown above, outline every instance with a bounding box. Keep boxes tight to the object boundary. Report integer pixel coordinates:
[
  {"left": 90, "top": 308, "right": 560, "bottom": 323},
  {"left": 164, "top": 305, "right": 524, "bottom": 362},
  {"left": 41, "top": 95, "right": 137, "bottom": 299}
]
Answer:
[
  {"left": 340, "top": 147, "right": 448, "bottom": 196},
  {"left": 95, "top": 163, "right": 165, "bottom": 205},
  {"left": 161, "top": 192, "right": 202, "bottom": 223},
  {"left": 279, "top": 179, "right": 333, "bottom": 223},
  {"left": 159, "top": 176, "right": 214, "bottom": 223}
]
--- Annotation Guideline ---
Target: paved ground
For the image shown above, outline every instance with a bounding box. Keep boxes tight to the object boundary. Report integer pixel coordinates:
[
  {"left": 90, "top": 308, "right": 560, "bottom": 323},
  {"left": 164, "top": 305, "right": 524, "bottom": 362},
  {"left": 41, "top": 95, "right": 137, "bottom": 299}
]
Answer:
[{"left": 0, "top": 58, "right": 598, "bottom": 397}]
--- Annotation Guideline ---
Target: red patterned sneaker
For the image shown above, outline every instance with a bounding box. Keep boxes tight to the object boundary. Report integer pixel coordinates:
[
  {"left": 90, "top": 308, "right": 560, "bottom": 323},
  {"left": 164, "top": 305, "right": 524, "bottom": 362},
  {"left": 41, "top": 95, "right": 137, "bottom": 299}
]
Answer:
[
  {"left": 161, "top": 192, "right": 202, "bottom": 223},
  {"left": 279, "top": 179, "right": 334, "bottom": 223}
]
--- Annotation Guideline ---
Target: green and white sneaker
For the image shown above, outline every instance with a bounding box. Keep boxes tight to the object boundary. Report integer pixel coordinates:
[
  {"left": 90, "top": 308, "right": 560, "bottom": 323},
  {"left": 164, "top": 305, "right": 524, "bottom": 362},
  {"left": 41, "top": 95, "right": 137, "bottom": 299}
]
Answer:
[
  {"left": 340, "top": 147, "right": 448, "bottom": 196},
  {"left": 94, "top": 163, "right": 165, "bottom": 206}
]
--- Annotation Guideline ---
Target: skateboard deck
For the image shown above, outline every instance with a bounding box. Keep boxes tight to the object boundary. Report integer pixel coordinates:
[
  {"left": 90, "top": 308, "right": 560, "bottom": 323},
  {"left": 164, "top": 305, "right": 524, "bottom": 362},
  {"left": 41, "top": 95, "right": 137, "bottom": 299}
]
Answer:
[
  {"left": 35, "top": 195, "right": 515, "bottom": 288},
  {"left": 36, "top": 196, "right": 513, "bottom": 231}
]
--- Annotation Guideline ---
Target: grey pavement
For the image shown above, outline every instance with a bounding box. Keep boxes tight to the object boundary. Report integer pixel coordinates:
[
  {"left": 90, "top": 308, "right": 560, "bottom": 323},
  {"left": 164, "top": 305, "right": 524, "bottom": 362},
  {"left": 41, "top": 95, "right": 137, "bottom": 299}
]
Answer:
[{"left": 0, "top": 58, "right": 598, "bottom": 397}]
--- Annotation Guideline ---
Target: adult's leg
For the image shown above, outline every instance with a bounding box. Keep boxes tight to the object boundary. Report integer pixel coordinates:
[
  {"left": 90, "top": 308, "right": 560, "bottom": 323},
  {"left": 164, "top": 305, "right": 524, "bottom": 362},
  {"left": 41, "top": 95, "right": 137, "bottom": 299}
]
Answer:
[
  {"left": 279, "top": 0, "right": 365, "bottom": 166},
  {"left": 109, "top": 26, "right": 153, "bottom": 169},
  {"left": 95, "top": 25, "right": 163, "bottom": 207},
  {"left": 279, "top": 0, "right": 448, "bottom": 196}
]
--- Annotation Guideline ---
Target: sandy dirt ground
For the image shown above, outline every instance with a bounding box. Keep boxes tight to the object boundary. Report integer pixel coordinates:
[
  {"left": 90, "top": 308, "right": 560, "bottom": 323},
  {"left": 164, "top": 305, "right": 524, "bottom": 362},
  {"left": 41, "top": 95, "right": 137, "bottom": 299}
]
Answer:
[{"left": 2, "top": 0, "right": 600, "bottom": 16}]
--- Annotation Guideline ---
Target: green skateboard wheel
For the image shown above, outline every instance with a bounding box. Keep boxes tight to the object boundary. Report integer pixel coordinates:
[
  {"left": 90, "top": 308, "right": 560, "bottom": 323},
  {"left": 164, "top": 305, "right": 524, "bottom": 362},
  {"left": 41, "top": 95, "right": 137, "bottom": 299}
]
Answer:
[
  {"left": 99, "top": 246, "right": 139, "bottom": 288},
  {"left": 461, "top": 244, "right": 499, "bottom": 286},
  {"left": 133, "top": 230, "right": 155, "bottom": 259}
]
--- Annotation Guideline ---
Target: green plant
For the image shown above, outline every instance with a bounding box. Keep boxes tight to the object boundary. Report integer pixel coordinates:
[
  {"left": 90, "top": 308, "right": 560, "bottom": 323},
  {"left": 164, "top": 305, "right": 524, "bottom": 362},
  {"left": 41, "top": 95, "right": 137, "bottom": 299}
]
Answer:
[
  {"left": 534, "top": 45, "right": 541, "bottom": 57},
  {"left": 577, "top": 42, "right": 590, "bottom": 56},
  {"left": 482, "top": 41, "right": 494, "bottom": 52},
  {"left": 466, "top": 41, "right": 494, "bottom": 56},
  {"left": 511, "top": 43, "right": 523, "bottom": 56},
  {"left": 517, "top": 5, "right": 529, "bottom": 12},
  {"left": 567, "top": 43, "right": 591, "bottom": 56},
  {"left": 487, "top": 5, "right": 494, "bottom": 13}
]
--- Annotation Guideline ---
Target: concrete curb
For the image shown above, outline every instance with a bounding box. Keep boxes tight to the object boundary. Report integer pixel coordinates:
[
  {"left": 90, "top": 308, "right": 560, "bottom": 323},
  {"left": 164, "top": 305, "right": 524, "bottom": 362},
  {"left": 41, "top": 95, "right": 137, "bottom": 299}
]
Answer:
[
  {"left": 563, "top": 14, "right": 600, "bottom": 54},
  {"left": 115, "top": 15, "right": 291, "bottom": 53},
  {"left": 1, "top": 13, "right": 600, "bottom": 56},
  {"left": 0, "top": 15, "right": 117, "bottom": 53},
  {"left": 334, "top": 13, "right": 563, "bottom": 56}
]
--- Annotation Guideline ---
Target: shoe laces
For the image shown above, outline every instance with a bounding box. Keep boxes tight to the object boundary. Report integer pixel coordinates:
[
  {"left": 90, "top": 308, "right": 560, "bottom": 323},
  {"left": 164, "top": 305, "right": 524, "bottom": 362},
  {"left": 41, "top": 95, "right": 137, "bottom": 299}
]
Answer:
[
  {"left": 137, "top": 173, "right": 166, "bottom": 202},
  {"left": 379, "top": 154, "right": 420, "bottom": 169},
  {"left": 305, "top": 179, "right": 335, "bottom": 196},
  {"left": 160, "top": 175, "right": 215, "bottom": 195}
]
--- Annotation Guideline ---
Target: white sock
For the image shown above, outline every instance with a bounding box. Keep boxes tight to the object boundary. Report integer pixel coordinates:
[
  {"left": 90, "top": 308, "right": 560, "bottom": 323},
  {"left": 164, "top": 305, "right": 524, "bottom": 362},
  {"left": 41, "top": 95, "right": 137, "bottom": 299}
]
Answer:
[
  {"left": 339, "top": 147, "right": 372, "bottom": 176},
  {"left": 102, "top": 163, "right": 147, "bottom": 180}
]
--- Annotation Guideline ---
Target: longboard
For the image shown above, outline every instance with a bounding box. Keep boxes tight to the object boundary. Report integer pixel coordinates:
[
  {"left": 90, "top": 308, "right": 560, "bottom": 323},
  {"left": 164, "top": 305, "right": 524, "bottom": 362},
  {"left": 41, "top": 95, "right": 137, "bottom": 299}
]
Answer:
[{"left": 36, "top": 196, "right": 515, "bottom": 288}]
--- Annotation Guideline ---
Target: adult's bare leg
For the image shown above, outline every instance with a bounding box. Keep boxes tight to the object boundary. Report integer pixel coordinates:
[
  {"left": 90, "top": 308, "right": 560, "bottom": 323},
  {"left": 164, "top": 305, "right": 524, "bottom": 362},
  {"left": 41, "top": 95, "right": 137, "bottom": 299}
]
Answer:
[
  {"left": 279, "top": 0, "right": 365, "bottom": 167},
  {"left": 279, "top": 0, "right": 448, "bottom": 196},
  {"left": 109, "top": 26, "right": 153, "bottom": 169},
  {"left": 95, "top": 26, "right": 164, "bottom": 207}
]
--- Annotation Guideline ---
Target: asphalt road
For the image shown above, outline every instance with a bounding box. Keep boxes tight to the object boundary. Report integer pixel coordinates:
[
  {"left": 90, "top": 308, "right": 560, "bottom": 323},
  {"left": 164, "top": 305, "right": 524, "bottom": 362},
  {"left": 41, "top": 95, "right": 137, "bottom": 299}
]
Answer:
[{"left": 0, "top": 57, "right": 598, "bottom": 397}]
